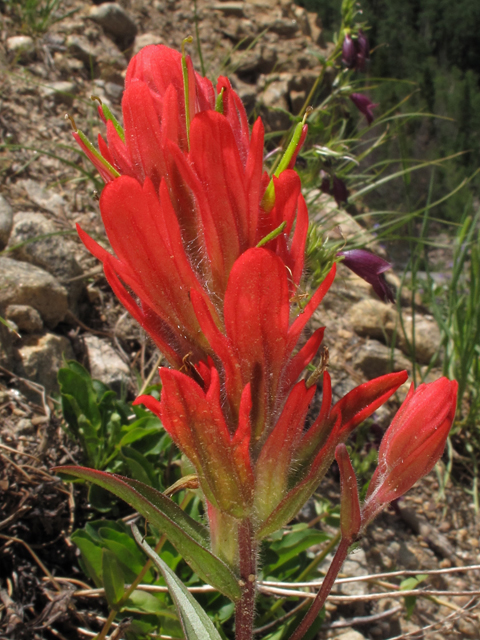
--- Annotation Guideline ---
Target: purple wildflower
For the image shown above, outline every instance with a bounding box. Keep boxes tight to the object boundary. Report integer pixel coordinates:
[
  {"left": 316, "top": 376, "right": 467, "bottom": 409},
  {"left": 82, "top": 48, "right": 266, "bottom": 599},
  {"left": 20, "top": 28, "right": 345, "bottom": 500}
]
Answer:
[
  {"left": 349, "top": 93, "right": 379, "bottom": 125},
  {"left": 338, "top": 249, "right": 395, "bottom": 303}
]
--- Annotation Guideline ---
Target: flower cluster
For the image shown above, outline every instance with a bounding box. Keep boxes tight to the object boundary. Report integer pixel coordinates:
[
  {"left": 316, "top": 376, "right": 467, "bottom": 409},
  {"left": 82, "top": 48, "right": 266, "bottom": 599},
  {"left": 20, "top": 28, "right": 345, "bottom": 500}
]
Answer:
[
  {"left": 342, "top": 29, "right": 369, "bottom": 71},
  {"left": 63, "top": 43, "right": 458, "bottom": 637},
  {"left": 71, "top": 44, "right": 419, "bottom": 543}
]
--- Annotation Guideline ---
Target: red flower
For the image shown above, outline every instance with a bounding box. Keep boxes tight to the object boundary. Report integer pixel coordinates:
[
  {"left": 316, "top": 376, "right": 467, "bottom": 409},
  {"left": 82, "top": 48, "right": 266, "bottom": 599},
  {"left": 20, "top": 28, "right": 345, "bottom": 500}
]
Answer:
[
  {"left": 75, "top": 46, "right": 310, "bottom": 366},
  {"left": 134, "top": 247, "right": 408, "bottom": 524},
  {"left": 362, "top": 377, "right": 458, "bottom": 525}
]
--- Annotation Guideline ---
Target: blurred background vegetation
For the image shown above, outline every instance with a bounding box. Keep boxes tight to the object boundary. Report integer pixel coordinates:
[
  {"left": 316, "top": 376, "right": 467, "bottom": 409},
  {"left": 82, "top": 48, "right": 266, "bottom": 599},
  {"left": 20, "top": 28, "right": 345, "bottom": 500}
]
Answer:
[{"left": 298, "top": 0, "right": 480, "bottom": 221}]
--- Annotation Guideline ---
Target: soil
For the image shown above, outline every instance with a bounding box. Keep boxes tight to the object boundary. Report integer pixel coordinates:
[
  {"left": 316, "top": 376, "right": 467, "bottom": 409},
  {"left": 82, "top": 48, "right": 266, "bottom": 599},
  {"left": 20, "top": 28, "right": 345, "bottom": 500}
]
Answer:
[{"left": 1, "top": 1, "right": 479, "bottom": 639}]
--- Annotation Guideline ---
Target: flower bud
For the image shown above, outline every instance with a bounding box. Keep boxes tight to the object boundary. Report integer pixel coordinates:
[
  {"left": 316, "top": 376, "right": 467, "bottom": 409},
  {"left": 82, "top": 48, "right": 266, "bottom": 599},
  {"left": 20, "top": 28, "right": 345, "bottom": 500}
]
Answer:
[
  {"left": 362, "top": 378, "right": 458, "bottom": 526},
  {"left": 355, "top": 30, "right": 369, "bottom": 71},
  {"left": 342, "top": 33, "right": 357, "bottom": 69},
  {"left": 349, "top": 93, "right": 378, "bottom": 125}
]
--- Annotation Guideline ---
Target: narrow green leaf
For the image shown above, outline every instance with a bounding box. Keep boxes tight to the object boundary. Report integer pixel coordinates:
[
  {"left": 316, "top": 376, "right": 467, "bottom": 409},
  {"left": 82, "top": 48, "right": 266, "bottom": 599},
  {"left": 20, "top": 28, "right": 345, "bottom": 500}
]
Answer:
[
  {"left": 100, "top": 103, "right": 125, "bottom": 142},
  {"left": 54, "top": 466, "right": 242, "bottom": 601},
  {"left": 102, "top": 549, "right": 125, "bottom": 607},
  {"left": 76, "top": 129, "right": 120, "bottom": 178},
  {"left": 256, "top": 221, "right": 287, "bottom": 248},
  {"left": 132, "top": 525, "right": 224, "bottom": 640}
]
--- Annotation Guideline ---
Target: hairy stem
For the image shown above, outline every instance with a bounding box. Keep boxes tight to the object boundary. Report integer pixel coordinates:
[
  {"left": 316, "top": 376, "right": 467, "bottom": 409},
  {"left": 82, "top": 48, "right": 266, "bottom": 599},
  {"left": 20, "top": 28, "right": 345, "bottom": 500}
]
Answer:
[
  {"left": 235, "top": 519, "right": 257, "bottom": 640},
  {"left": 288, "top": 537, "right": 351, "bottom": 640}
]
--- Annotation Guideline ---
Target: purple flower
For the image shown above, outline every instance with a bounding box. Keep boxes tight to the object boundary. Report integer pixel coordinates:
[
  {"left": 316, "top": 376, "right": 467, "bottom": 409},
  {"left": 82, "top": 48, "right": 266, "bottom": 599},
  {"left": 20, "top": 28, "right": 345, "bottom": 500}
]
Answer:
[
  {"left": 349, "top": 93, "right": 379, "bottom": 125},
  {"left": 342, "top": 34, "right": 357, "bottom": 69},
  {"left": 338, "top": 249, "right": 395, "bottom": 303},
  {"left": 356, "top": 30, "right": 370, "bottom": 71},
  {"left": 342, "top": 31, "right": 370, "bottom": 71}
]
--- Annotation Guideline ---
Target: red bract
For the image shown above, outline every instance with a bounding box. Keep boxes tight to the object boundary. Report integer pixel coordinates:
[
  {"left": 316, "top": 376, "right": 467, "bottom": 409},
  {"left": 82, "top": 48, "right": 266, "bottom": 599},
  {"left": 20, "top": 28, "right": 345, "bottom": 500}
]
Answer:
[
  {"left": 75, "top": 46, "right": 310, "bottom": 365},
  {"left": 134, "top": 247, "right": 408, "bottom": 527},
  {"left": 362, "top": 377, "right": 458, "bottom": 525}
]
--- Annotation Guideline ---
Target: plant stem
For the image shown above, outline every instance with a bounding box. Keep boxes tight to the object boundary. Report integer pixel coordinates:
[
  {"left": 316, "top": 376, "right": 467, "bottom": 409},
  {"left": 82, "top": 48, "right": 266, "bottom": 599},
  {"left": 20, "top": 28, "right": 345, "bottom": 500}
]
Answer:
[
  {"left": 235, "top": 519, "right": 256, "bottom": 640},
  {"left": 288, "top": 537, "right": 351, "bottom": 640}
]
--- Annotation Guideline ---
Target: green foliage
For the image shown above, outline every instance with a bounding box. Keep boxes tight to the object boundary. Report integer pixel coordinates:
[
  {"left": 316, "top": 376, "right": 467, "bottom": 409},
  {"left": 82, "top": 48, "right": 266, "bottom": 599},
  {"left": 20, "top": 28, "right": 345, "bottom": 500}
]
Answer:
[
  {"left": 400, "top": 574, "right": 428, "bottom": 618},
  {"left": 58, "top": 361, "right": 176, "bottom": 511},
  {"left": 133, "top": 525, "right": 224, "bottom": 640},
  {"left": 71, "top": 514, "right": 334, "bottom": 639},
  {"left": 294, "top": 0, "right": 480, "bottom": 221},
  {"left": 4, "top": 0, "right": 76, "bottom": 34}
]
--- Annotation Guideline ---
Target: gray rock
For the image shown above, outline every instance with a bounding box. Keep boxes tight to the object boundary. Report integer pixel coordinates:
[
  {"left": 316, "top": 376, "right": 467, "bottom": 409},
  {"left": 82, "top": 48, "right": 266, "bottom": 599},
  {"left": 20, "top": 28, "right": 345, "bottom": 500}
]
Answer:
[
  {"left": 40, "top": 81, "right": 77, "bottom": 106},
  {"left": 6, "top": 36, "right": 35, "bottom": 62},
  {"left": 349, "top": 299, "right": 440, "bottom": 365},
  {"left": 0, "top": 257, "right": 68, "bottom": 328},
  {"left": 95, "top": 34, "right": 128, "bottom": 71},
  {"left": 397, "top": 315, "right": 441, "bottom": 364},
  {"left": 267, "top": 18, "right": 299, "bottom": 38},
  {"left": 230, "top": 77, "right": 257, "bottom": 111},
  {"left": 353, "top": 339, "right": 412, "bottom": 378},
  {"left": 66, "top": 35, "right": 98, "bottom": 65},
  {"left": 232, "top": 46, "right": 277, "bottom": 78},
  {"left": 288, "top": 69, "right": 318, "bottom": 94},
  {"left": 260, "top": 77, "right": 291, "bottom": 130},
  {"left": 306, "top": 11, "right": 322, "bottom": 45},
  {"left": 0, "top": 321, "right": 20, "bottom": 371},
  {"left": 89, "top": 3, "right": 138, "bottom": 41},
  {"left": 292, "top": 5, "right": 311, "bottom": 36},
  {"left": 7, "top": 212, "right": 84, "bottom": 305},
  {"left": 84, "top": 335, "right": 130, "bottom": 394},
  {"left": 20, "top": 179, "right": 66, "bottom": 216},
  {"left": 133, "top": 33, "right": 163, "bottom": 55},
  {"left": 349, "top": 298, "right": 398, "bottom": 342},
  {"left": 104, "top": 82, "right": 124, "bottom": 102},
  {"left": 18, "top": 333, "right": 74, "bottom": 396},
  {"left": 0, "top": 194, "right": 13, "bottom": 250},
  {"left": 5, "top": 305, "right": 43, "bottom": 334},
  {"left": 213, "top": 2, "right": 245, "bottom": 17}
]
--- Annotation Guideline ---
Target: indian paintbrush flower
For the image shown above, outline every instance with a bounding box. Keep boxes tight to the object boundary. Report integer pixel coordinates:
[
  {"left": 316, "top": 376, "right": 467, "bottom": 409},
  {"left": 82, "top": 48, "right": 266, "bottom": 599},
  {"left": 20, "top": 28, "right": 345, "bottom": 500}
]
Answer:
[
  {"left": 60, "top": 42, "right": 460, "bottom": 640},
  {"left": 73, "top": 45, "right": 311, "bottom": 370}
]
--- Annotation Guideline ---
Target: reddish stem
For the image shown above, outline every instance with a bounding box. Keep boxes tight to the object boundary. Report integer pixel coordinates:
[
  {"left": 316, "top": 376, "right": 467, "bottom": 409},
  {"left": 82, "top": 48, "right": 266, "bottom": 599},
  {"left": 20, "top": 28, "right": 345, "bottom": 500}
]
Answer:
[
  {"left": 288, "top": 537, "right": 351, "bottom": 640},
  {"left": 235, "top": 519, "right": 256, "bottom": 640}
]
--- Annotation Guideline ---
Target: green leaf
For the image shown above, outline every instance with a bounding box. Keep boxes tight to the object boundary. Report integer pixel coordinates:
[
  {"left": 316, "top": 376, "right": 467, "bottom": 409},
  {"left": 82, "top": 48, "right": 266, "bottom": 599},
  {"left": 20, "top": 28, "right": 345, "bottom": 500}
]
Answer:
[
  {"left": 71, "top": 530, "right": 103, "bottom": 587},
  {"left": 132, "top": 525, "right": 224, "bottom": 640},
  {"left": 120, "top": 446, "right": 157, "bottom": 487},
  {"left": 400, "top": 574, "right": 428, "bottom": 619},
  {"left": 102, "top": 549, "right": 125, "bottom": 607},
  {"left": 268, "top": 529, "right": 329, "bottom": 572},
  {"left": 125, "top": 590, "right": 177, "bottom": 618},
  {"left": 54, "top": 466, "right": 242, "bottom": 601}
]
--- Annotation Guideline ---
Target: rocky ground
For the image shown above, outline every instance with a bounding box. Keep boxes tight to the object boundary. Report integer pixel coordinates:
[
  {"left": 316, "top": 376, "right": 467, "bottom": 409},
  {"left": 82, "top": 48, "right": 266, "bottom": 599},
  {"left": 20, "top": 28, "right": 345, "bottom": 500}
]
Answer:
[{"left": 1, "top": 1, "right": 479, "bottom": 639}]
